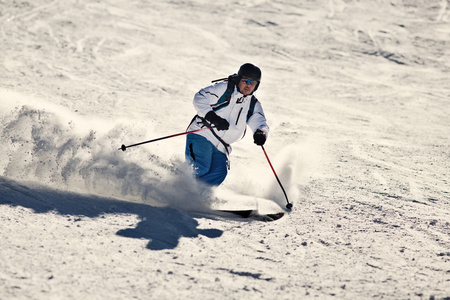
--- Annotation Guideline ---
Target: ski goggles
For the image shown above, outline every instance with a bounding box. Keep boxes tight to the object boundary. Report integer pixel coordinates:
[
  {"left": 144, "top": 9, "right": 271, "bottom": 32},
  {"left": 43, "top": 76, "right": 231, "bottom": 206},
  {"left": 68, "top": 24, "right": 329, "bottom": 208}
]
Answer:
[{"left": 241, "top": 78, "right": 258, "bottom": 86}]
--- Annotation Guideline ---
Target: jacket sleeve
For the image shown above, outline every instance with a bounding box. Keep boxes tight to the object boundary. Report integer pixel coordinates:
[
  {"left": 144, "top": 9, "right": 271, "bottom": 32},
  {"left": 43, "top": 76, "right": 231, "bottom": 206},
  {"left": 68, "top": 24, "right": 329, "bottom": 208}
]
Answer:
[
  {"left": 247, "top": 100, "right": 269, "bottom": 137},
  {"left": 193, "top": 83, "right": 227, "bottom": 118}
]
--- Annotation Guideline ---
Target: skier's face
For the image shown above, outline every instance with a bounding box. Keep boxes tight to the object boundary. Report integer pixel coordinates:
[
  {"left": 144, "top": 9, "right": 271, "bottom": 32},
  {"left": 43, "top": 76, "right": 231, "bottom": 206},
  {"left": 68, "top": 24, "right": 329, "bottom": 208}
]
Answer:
[{"left": 238, "top": 77, "right": 257, "bottom": 96}]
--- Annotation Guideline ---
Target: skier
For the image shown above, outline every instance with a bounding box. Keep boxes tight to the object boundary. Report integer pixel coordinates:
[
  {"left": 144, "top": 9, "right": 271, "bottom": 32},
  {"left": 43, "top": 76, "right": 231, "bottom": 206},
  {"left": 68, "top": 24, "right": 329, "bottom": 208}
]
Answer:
[{"left": 185, "top": 63, "right": 269, "bottom": 186}]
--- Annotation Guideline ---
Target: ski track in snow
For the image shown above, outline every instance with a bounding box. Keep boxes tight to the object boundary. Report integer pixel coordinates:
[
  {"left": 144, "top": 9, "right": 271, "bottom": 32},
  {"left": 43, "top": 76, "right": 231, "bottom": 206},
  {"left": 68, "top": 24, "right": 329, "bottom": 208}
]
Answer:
[{"left": 1, "top": 0, "right": 450, "bottom": 299}]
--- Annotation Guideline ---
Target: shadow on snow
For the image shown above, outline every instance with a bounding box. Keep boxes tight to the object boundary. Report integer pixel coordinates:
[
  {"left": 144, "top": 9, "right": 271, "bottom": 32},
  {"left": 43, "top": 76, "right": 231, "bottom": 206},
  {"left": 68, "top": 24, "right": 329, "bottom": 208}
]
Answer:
[{"left": 0, "top": 176, "right": 223, "bottom": 251}]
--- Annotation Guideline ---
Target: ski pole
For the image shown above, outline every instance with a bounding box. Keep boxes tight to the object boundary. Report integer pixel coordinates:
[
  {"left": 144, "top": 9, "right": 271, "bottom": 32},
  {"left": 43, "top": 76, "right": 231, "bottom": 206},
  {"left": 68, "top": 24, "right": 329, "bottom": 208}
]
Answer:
[
  {"left": 119, "top": 127, "right": 211, "bottom": 151},
  {"left": 261, "top": 145, "right": 293, "bottom": 210}
]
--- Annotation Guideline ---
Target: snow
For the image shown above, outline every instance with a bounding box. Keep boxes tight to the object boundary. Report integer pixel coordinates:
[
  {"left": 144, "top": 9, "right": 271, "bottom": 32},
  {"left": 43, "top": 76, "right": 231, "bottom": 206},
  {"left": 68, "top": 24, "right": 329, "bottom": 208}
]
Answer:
[{"left": 1, "top": 0, "right": 449, "bottom": 299}]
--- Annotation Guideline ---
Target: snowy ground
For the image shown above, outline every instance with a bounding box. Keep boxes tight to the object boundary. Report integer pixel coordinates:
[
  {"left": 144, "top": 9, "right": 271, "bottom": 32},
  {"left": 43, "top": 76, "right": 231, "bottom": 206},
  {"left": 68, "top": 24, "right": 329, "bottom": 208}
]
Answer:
[{"left": 1, "top": 0, "right": 449, "bottom": 299}]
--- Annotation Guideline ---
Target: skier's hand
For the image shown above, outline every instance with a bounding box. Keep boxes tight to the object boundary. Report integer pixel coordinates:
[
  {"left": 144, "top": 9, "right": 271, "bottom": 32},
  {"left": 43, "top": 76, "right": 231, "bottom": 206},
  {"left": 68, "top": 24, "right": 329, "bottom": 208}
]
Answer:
[
  {"left": 253, "top": 129, "right": 266, "bottom": 146},
  {"left": 205, "top": 111, "right": 229, "bottom": 131}
]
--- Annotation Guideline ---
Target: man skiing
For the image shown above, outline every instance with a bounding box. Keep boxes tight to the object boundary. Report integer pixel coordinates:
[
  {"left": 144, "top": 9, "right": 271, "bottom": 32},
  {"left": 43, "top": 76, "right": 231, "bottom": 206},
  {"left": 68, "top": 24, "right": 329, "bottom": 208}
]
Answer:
[{"left": 185, "top": 63, "right": 269, "bottom": 186}]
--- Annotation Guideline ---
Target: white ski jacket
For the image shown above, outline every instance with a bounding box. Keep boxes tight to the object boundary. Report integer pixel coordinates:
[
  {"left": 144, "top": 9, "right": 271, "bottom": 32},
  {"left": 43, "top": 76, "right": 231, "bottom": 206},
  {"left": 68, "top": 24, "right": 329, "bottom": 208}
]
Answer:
[{"left": 187, "top": 81, "right": 269, "bottom": 155}]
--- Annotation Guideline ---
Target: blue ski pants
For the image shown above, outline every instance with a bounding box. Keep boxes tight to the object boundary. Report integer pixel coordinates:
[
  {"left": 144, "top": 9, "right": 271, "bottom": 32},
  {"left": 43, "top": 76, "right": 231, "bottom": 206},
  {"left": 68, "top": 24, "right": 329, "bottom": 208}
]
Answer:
[{"left": 185, "top": 133, "right": 228, "bottom": 186}]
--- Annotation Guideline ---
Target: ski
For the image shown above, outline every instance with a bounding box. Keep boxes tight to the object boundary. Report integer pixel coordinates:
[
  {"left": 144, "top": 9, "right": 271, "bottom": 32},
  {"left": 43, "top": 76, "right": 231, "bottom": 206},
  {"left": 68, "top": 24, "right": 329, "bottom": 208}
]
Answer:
[{"left": 219, "top": 210, "right": 285, "bottom": 222}]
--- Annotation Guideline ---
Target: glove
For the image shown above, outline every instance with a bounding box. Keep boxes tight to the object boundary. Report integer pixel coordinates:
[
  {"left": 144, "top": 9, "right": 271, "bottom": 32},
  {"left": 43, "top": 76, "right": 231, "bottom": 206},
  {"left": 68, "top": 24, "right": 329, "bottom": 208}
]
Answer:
[
  {"left": 205, "top": 111, "right": 229, "bottom": 131},
  {"left": 253, "top": 129, "right": 266, "bottom": 146}
]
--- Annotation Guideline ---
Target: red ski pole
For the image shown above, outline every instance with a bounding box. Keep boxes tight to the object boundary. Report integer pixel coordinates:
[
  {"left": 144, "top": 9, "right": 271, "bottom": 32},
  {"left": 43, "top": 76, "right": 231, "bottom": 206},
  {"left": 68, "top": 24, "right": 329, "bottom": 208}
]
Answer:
[
  {"left": 261, "top": 145, "right": 293, "bottom": 210},
  {"left": 119, "top": 127, "right": 211, "bottom": 151}
]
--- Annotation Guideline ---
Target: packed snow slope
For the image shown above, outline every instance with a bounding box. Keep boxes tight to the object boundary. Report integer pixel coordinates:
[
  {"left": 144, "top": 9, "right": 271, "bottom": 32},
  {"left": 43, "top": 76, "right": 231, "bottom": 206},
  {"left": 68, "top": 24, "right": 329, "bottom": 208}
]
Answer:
[{"left": 1, "top": 0, "right": 449, "bottom": 299}]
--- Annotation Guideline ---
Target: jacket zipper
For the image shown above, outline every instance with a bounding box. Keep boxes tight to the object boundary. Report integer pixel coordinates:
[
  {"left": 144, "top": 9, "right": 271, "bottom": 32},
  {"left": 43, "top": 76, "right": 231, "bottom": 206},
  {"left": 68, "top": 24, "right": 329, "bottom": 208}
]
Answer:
[{"left": 235, "top": 108, "right": 243, "bottom": 125}]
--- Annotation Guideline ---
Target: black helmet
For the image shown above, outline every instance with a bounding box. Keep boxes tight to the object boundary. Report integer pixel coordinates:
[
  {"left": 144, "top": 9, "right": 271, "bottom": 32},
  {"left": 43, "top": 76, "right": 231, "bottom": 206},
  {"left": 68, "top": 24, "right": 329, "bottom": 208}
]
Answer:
[
  {"left": 238, "top": 63, "right": 261, "bottom": 82},
  {"left": 237, "top": 63, "right": 261, "bottom": 92}
]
